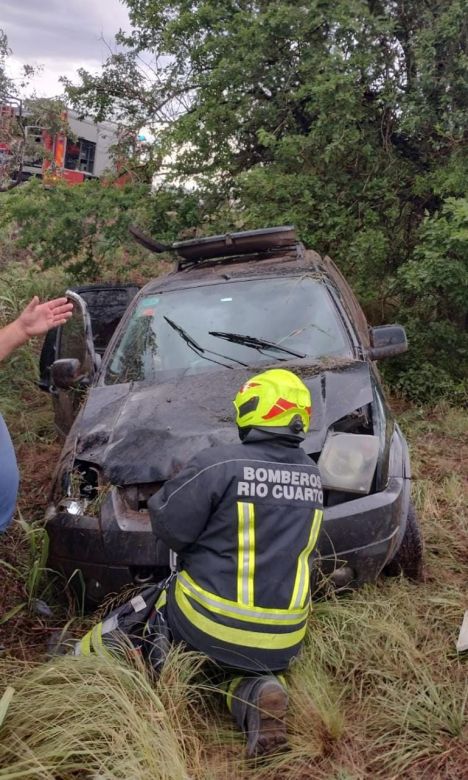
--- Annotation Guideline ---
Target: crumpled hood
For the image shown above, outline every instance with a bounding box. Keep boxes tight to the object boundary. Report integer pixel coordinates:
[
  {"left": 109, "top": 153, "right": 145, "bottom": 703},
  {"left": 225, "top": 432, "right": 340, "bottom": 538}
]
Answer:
[{"left": 75, "top": 361, "right": 373, "bottom": 485}]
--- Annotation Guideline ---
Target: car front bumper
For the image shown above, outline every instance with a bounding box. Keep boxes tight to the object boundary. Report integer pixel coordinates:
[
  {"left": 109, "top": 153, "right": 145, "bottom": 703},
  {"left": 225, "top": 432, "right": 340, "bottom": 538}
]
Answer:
[
  {"left": 46, "top": 509, "right": 171, "bottom": 605},
  {"left": 47, "top": 469, "right": 410, "bottom": 605},
  {"left": 48, "top": 423, "right": 411, "bottom": 603},
  {"left": 318, "top": 472, "right": 411, "bottom": 585}
]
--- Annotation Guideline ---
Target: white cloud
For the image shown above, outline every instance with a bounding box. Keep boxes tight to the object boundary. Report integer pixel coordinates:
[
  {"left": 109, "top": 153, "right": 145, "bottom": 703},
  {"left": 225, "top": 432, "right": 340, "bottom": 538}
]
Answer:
[{"left": 2, "top": 0, "right": 131, "bottom": 97}]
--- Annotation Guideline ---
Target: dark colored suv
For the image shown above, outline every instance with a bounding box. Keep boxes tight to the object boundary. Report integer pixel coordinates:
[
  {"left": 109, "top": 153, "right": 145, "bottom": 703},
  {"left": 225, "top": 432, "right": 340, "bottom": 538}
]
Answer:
[{"left": 40, "top": 227, "right": 423, "bottom": 606}]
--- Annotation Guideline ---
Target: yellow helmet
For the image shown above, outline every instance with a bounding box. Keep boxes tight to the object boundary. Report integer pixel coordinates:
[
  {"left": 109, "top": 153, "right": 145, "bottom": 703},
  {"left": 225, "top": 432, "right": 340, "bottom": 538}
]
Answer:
[{"left": 233, "top": 369, "right": 312, "bottom": 434}]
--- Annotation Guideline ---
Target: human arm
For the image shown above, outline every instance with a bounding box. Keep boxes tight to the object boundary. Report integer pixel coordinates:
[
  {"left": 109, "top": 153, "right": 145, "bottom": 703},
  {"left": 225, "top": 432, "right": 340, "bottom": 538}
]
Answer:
[
  {"left": 0, "top": 296, "right": 73, "bottom": 362},
  {"left": 148, "top": 455, "right": 219, "bottom": 553}
]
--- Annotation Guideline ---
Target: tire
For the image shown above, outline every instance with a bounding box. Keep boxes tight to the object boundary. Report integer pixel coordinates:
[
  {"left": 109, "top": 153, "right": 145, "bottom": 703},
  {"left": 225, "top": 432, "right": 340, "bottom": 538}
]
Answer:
[{"left": 384, "top": 501, "right": 425, "bottom": 581}]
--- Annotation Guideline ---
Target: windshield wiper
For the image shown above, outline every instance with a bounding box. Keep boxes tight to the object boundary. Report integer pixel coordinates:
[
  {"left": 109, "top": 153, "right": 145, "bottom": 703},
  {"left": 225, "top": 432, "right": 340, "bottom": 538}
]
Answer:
[
  {"left": 164, "top": 317, "right": 248, "bottom": 369},
  {"left": 209, "top": 331, "right": 306, "bottom": 359}
]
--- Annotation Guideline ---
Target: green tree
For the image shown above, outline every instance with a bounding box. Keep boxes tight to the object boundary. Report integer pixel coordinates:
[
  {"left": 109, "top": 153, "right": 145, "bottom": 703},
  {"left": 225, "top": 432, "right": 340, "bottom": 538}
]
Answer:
[
  {"left": 0, "top": 176, "right": 203, "bottom": 279},
  {"left": 383, "top": 197, "right": 468, "bottom": 402},
  {"left": 0, "top": 29, "right": 45, "bottom": 191},
  {"left": 0, "top": 30, "right": 24, "bottom": 191},
  {"left": 44, "top": 2, "right": 468, "bottom": 398}
]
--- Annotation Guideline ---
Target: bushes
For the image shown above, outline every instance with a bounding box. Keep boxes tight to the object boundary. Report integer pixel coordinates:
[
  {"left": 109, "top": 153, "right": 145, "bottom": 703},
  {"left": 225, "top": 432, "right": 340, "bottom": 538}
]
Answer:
[
  {"left": 382, "top": 198, "right": 468, "bottom": 402},
  {"left": 0, "top": 178, "right": 466, "bottom": 402},
  {"left": 0, "top": 179, "right": 202, "bottom": 281}
]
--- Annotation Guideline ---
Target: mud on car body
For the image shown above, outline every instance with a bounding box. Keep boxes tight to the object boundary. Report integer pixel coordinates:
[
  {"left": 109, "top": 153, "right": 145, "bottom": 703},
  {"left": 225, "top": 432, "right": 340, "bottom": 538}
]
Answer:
[{"left": 40, "top": 227, "right": 423, "bottom": 606}]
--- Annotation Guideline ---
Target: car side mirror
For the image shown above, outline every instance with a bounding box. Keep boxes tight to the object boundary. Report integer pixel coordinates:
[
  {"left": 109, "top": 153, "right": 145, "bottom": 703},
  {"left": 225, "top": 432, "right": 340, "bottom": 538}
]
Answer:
[
  {"left": 50, "top": 358, "right": 86, "bottom": 389},
  {"left": 368, "top": 325, "right": 407, "bottom": 360}
]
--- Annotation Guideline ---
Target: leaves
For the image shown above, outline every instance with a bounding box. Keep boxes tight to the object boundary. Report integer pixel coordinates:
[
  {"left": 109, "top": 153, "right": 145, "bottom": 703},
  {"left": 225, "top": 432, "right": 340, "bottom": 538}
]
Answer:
[{"left": 2, "top": 3, "right": 467, "bottom": 400}]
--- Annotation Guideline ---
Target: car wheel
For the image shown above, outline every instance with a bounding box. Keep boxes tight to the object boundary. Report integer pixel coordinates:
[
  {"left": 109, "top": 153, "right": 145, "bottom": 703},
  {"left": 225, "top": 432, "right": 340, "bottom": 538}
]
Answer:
[{"left": 384, "top": 501, "right": 425, "bottom": 581}]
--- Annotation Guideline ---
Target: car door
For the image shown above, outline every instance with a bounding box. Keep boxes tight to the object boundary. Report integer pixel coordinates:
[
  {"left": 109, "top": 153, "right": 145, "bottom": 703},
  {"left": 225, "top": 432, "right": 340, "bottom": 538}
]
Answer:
[
  {"left": 39, "top": 284, "right": 139, "bottom": 436},
  {"left": 74, "top": 284, "right": 140, "bottom": 357}
]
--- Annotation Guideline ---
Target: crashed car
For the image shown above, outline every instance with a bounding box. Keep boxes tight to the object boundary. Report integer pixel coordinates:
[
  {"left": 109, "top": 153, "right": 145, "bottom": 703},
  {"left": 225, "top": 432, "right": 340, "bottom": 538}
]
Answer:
[{"left": 40, "top": 226, "right": 423, "bottom": 606}]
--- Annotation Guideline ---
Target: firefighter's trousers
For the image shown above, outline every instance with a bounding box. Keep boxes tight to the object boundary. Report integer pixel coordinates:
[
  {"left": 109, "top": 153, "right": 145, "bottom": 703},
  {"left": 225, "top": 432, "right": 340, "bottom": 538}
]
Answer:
[{"left": 75, "top": 584, "right": 287, "bottom": 735}]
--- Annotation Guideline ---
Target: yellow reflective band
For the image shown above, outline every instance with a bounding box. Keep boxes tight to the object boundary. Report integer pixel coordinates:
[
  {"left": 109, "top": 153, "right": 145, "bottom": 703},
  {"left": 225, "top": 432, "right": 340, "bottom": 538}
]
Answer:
[
  {"left": 289, "top": 509, "right": 323, "bottom": 610},
  {"left": 79, "top": 629, "right": 92, "bottom": 656},
  {"left": 156, "top": 589, "right": 167, "bottom": 609},
  {"left": 79, "top": 622, "right": 115, "bottom": 658},
  {"left": 175, "top": 587, "right": 307, "bottom": 649},
  {"left": 177, "top": 571, "right": 308, "bottom": 624},
  {"left": 237, "top": 501, "right": 255, "bottom": 606},
  {"left": 90, "top": 623, "right": 113, "bottom": 657},
  {"left": 225, "top": 676, "right": 243, "bottom": 712},
  {"left": 247, "top": 503, "right": 255, "bottom": 605}
]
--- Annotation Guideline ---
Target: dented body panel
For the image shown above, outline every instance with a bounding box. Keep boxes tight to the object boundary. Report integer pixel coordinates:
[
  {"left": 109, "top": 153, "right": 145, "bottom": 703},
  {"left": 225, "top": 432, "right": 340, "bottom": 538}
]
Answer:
[
  {"left": 74, "top": 360, "right": 373, "bottom": 485},
  {"left": 44, "top": 235, "right": 412, "bottom": 605}
]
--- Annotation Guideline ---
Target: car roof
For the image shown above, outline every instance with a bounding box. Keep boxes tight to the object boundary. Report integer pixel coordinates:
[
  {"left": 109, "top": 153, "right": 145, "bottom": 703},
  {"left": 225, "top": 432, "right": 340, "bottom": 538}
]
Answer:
[
  {"left": 143, "top": 242, "right": 320, "bottom": 292},
  {"left": 134, "top": 228, "right": 371, "bottom": 349}
]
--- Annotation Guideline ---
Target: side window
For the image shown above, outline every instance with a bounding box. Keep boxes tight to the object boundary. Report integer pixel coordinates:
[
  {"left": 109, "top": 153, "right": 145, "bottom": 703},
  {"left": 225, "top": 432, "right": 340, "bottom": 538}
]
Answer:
[
  {"left": 38, "top": 327, "right": 58, "bottom": 390},
  {"left": 79, "top": 287, "right": 139, "bottom": 355},
  {"left": 57, "top": 306, "right": 91, "bottom": 373},
  {"left": 64, "top": 137, "right": 96, "bottom": 174}
]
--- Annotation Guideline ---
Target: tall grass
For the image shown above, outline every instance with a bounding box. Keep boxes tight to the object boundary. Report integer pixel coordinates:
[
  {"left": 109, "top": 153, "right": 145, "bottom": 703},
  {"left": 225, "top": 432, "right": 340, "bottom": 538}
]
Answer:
[
  {"left": 0, "top": 648, "right": 207, "bottom": 779},
  {"left": 0, "top": 264, "right": 466, "bottom": 778},
  {"left": 1, "top": 578, "right": 465, "bottom": 779}
]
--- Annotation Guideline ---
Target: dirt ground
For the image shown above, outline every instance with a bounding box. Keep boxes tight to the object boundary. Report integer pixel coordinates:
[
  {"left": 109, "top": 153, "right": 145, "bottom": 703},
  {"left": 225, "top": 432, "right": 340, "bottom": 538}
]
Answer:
[{"left": 0, "top": 400, "right": 467, "bottom": 780}]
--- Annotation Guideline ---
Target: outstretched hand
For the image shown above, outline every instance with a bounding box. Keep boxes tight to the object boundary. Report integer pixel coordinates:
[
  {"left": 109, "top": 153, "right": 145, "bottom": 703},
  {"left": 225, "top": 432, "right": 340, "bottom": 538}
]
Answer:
[{"left": 17, "top": 296, "right": 74, "bottom": 338}]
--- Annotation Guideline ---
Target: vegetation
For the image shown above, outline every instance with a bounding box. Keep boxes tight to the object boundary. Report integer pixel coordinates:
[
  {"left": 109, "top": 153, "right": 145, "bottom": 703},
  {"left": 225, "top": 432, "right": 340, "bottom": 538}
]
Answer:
[
  {"left": 0, "top": 262, "right": 466, "bottom": 777},
  {"left": 0, "top": 178, "right": 202, "bottom": 281},
  {"left": 1, "top": 1, "right": 467, "bottom": 399},
  {"left": 0, "top": 3, "right": 467, "bottom": 773},
  {"left": 63, "top": 0, "right": 468, "bottom": 401},
  {"left": 1, "top": 429, "right": 467, "bottom": 778},
  {"left": 0, "top": 35, "right": 60, "bottom": 192}
]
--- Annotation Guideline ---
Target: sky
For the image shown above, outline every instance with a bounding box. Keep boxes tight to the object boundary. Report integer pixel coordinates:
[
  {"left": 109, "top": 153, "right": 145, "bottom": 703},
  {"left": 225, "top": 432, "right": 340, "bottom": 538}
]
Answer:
[{"left": 1, "top": 0, "right": 131, "bottom": 97}]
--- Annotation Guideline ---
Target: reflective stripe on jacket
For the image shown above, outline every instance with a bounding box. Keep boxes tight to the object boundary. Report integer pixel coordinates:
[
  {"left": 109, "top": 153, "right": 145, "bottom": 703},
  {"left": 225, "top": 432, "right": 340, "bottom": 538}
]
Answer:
[{"left": 148, "top": 435, "right": 323, "bottom": 671}]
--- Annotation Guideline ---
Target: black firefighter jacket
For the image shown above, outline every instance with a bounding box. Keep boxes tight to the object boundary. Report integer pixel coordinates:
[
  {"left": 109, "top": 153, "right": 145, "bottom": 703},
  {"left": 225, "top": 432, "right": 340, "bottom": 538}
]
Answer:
[{"left": 148, "top": 433, "right": 323, "bottom": 671}]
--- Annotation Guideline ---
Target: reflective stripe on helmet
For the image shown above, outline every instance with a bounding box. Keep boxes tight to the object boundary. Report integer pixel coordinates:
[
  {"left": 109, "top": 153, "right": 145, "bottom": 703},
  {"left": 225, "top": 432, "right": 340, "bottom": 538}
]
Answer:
[{"left": 261, "top": 397, "right": 296, "bottom": 420}]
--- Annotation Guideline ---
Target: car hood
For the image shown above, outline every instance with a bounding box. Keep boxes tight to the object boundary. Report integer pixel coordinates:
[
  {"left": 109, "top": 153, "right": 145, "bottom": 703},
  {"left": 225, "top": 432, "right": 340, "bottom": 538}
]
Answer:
[{"left": 75, "top": 361, "right": 374, "bottom": 485}]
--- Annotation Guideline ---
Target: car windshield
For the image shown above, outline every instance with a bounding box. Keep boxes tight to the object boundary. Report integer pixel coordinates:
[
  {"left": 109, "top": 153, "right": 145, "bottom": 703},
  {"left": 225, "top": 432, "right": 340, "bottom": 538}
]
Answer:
[{"left": 104, "top": 276, "right": 352, "bottom": 384}]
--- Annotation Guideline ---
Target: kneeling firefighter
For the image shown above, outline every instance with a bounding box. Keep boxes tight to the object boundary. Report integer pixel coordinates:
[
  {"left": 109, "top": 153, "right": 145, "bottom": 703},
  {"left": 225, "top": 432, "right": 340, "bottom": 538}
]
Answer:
[{"left": 75, "top": 368, "right": 323, "bottom": 757}]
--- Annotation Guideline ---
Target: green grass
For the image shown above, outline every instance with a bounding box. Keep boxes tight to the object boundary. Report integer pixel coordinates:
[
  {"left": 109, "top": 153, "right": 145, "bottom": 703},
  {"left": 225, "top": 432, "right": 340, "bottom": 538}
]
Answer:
[
  {"left": 0, "top": 649, "right": 205, "bottom": 779},
  {"left": 1, "top": 402, "right": 466, "bottom": 779},
  {"left": 0, "top": 264, "right": 466, "bottom": 778}
]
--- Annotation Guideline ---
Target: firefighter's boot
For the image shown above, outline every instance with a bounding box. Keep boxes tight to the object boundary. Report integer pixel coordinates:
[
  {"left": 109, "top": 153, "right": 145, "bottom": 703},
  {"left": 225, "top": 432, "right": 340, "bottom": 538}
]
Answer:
[{"left": 229, "top": 675, "right": 289, "bottom": 758}]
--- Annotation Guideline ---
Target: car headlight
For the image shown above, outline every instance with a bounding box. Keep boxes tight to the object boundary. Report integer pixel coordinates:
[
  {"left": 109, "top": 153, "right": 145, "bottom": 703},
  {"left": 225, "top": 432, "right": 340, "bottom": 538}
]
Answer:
[
  {"left": 318, "top": 433, "right": 380, "bottom": 495},
  {"left": 59, "top": 497, "right": 88, "bottom": 516}
]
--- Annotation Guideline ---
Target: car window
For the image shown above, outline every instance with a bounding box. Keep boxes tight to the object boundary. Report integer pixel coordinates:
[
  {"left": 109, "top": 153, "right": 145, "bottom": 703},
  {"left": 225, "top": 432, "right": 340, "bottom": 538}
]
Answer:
[
  {"left": 104, "top": 276, "right": 352, "bottom": 384},
  {"left": 57, "top": 306, "right": 88, "bottom": 365},
  {"left": 78, "top": 287, "right": 139, "bottom": 355}
]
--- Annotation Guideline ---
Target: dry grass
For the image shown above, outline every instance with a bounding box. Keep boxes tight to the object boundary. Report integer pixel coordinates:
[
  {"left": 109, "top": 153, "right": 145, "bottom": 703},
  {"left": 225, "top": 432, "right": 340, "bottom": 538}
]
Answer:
[
  {"left": 0, "top": 261, "right": 466, "bottom": 779},
  {"left": 1, "top": 401, "right": 466, "bottom": 779},
  {"left": 0, "top": 648, "right": 206, "bottom": 779}
]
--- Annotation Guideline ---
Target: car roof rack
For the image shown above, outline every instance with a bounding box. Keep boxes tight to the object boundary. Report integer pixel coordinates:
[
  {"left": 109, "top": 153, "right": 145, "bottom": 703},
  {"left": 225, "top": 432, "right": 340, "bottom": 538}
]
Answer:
[{"left": 129, "top": 225, "right": 298, "bottom": 269}]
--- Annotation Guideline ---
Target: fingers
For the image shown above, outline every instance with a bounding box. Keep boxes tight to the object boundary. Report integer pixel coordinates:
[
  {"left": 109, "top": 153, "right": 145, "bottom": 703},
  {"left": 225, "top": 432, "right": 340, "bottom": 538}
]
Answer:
[
  {"left": 50, "top": 303, "right": 74, "bottom": 318},
  {"left": 42, "top": 298, "right": 74, "bottom": 322},
  {"left": 47, "top": 297, "right": 74, "bottom": 313},
  {"left": 23, "top": 296, "right": 40, "bottom": 313}
]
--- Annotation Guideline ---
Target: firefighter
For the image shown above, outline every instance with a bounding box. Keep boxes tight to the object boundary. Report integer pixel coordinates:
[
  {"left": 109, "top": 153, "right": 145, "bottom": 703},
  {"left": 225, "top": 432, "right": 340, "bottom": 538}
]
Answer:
[{"left": 149, "top": 368, "right": 323, "bottom": 756}]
